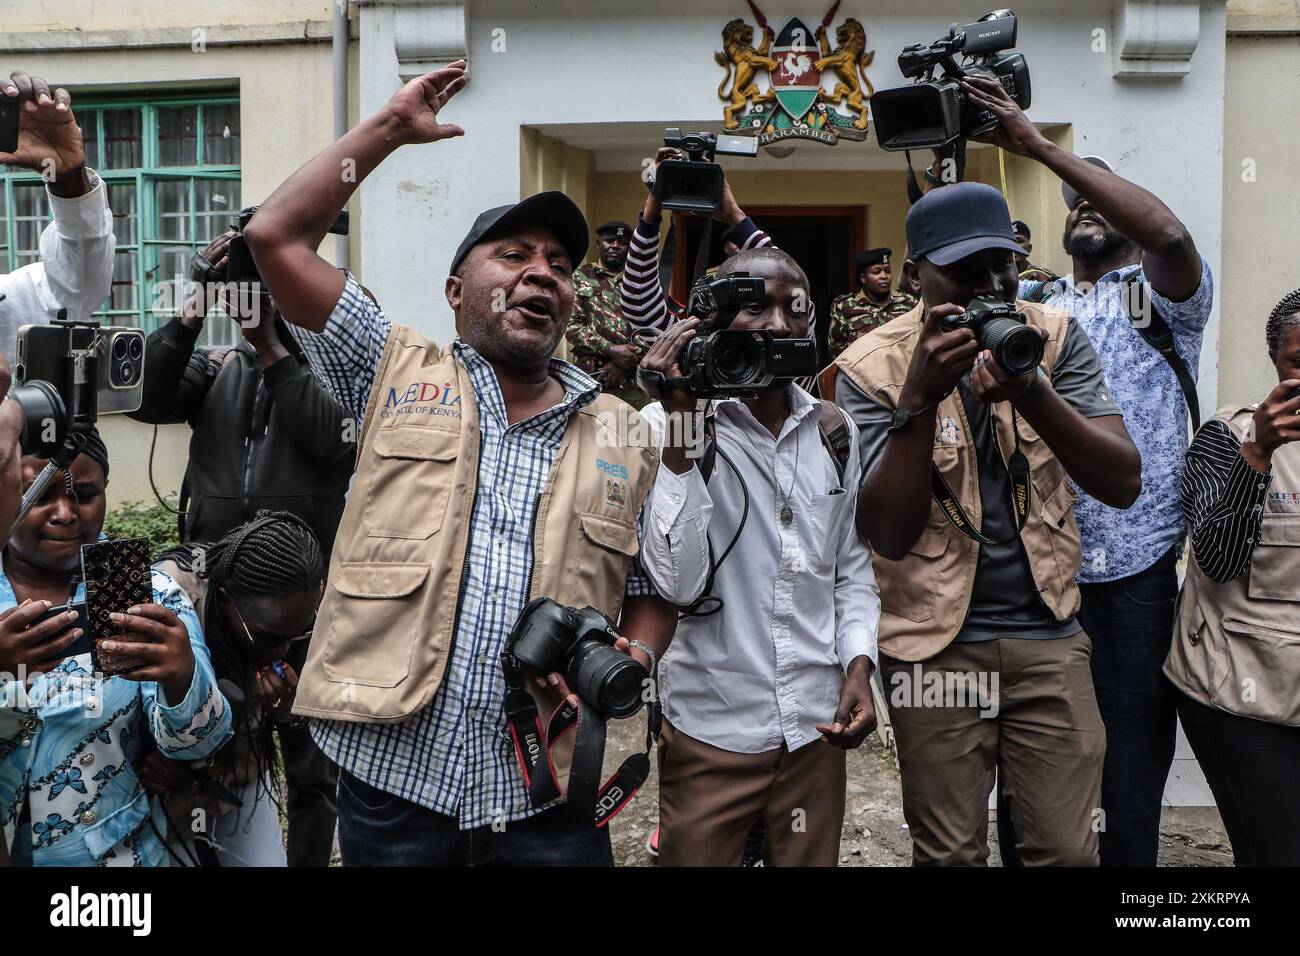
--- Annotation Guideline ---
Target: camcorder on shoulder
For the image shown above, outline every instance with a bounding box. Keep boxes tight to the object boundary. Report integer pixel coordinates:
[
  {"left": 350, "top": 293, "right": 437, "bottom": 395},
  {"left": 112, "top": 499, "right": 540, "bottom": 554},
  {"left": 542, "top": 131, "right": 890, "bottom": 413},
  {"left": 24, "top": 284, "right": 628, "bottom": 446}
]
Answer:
[
  {"left": 651, "top": 127, "right": 758, "bottom": 215},
  {"left": 948, "top": 295, "right": 1044, "bottom": 376},
  {"left": 871, "top": 9, "right": 1031, "bottom": 151},
  {"left": 501, "top": 597, "right": 657, "bottom": 826}
]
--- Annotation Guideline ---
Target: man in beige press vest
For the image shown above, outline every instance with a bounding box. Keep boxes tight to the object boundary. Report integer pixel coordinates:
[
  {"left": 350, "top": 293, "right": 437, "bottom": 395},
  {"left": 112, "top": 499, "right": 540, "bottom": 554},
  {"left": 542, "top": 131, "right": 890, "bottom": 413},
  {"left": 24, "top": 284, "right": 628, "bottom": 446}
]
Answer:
[
  {"left": 834, "top": 183, "right": 1142, "bottom": 866},
  {"left": 242, "top": 61, "right": 679, "bottom": 866}
]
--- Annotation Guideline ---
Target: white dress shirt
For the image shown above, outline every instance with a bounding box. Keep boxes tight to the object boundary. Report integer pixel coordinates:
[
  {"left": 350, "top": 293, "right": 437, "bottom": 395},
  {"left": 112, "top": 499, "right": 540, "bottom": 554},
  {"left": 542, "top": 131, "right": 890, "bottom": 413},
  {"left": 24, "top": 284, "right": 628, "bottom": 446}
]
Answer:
[
  {"left": 639, "top": 385, "right": 880, "bottom": 754},
  {"left": 0, "top": 169, "right": 115, "bottom": 360}
]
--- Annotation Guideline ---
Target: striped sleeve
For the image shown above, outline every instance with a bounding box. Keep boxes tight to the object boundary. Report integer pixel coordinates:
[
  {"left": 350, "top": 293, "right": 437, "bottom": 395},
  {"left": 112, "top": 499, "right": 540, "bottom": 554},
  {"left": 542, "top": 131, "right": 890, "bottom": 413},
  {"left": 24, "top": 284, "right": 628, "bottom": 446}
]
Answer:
[
  {"left": 1180, "top": 419, "right": 1272, "bottom": 583},
  {"left": 621, "top": 216, "right": 672, "bottom": 336}
]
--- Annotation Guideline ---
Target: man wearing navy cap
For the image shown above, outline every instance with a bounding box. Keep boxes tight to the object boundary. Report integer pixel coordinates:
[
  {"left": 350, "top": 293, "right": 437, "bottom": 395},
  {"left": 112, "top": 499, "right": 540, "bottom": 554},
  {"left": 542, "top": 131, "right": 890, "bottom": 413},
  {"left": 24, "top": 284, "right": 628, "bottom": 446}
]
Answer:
[
  {"left": 566, "top": 219, "right": 646, "bottom": 405},
  {"left": 961, "top": 73, "right": 1214, "bottom": 867},
  {"left": 242, "top": 63, "right": 684, "bottom": 866},
  {"left": 826, "top": 247, "right": 917, "bottom": 359},
  {"left": 833, "top": 180, "right": 1141, "bottom": 866}
]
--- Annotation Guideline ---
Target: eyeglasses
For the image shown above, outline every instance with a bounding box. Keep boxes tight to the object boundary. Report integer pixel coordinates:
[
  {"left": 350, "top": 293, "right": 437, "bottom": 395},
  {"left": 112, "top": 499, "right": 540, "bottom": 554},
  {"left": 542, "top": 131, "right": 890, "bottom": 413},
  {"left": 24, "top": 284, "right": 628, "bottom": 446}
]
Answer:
[{"left": 228, "top": 599, "right": 315, "bottom": 652}]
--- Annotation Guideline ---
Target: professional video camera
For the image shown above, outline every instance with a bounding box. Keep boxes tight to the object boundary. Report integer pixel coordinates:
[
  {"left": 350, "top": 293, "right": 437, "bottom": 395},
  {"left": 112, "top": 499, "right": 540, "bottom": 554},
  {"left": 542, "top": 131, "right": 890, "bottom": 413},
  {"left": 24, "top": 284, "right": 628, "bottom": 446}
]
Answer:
[
  {"left": 6, "top": 315, "right": 146, "bottom": 541},
  {"left": 501, "top": 597, "right": 657, "bottom": 826},
  {"left": 947, "top": 295, "right": 1044, "bottom": 375},
  {"left": 639, "top": 272, "right": 819, "bottom": 399},
  {"left": 871, "top": 9, "right": 1031, "bottom": 151},
  {"left": 652, "top": 127, "right": 758, "bottom": 215},
  {"left": 189, "top": 204, "right": 350, "bottom": 289}
]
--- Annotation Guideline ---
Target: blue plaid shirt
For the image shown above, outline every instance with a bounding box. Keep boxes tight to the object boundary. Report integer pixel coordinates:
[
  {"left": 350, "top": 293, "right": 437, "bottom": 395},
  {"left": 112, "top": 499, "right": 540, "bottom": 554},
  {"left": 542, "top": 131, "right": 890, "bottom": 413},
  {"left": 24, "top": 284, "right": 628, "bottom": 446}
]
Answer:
[
  {"left": 293, "top": 276, "right": 653, "bottom": 828},
  {"left": 1021, "top": 257, "right": 1214, "bottom": 583}
]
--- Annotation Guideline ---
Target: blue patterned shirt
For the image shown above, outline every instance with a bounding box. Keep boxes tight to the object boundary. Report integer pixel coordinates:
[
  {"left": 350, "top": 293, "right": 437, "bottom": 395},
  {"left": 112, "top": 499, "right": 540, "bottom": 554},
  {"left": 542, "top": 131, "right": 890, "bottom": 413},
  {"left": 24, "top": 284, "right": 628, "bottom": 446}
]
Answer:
[
  {"left": 1, "top": 567, "right": 231, "bottom": 866},
  {"left": 297, "top": 276, "right": 653, "bottom": 828},
  {"left": 1021, "top": 257, "right": 1213, "bottom": 583}
]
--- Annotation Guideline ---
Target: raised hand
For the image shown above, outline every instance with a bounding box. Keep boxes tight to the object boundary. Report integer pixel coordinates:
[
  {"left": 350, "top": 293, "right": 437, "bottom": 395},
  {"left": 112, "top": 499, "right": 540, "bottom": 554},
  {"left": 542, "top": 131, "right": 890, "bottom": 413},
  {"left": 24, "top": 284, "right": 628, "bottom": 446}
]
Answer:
[{"left": 383, "top": 60, "right": 468, "bottom": 146}]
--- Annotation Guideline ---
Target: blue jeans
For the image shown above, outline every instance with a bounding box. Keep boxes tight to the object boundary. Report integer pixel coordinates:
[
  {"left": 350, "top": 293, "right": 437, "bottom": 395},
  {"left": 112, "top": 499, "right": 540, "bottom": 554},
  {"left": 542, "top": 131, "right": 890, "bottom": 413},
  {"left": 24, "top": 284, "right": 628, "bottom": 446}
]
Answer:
[
  {"left": 336, "top": 770, "right": 613, "bottom": 866},
  {"left": 999, "top": 548, "right": 1178, "bottom": 866}
]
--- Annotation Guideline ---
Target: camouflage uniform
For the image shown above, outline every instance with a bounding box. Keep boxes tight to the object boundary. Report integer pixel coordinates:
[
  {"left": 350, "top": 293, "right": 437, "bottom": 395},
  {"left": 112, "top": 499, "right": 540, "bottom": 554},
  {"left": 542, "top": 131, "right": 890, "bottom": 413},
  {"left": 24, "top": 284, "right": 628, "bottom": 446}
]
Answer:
[
  {"left": 1018, "top": 263, "right": 1059, "bottom": 283},
  {"left": 565, "top": 262, "right": 648, "bottom": 407},
  {"left": 826, "top": 289, "right": 918, "bottom": 359}
]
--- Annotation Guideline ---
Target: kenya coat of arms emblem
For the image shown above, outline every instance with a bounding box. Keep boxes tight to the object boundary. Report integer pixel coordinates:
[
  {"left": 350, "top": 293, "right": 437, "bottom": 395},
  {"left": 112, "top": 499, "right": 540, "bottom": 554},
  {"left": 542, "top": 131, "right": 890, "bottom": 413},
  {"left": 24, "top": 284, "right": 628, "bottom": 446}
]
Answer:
[{"left": 715, "top": 0, "right": 875, "bottom": 146}]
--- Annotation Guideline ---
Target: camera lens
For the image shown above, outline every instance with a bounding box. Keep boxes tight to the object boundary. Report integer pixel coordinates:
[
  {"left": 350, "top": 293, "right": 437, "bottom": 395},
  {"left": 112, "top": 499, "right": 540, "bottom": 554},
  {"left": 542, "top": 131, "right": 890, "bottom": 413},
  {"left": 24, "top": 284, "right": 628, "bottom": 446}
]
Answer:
[
  {"left": 112, "top": 335, "right": 129, "bottom": 361},
  {"left": 980, "top": 318, "right": 1044, "bottom": 377},
  {"left": 566, "top": 639, "right": 647, "bottom": 719},
  {"left": 128, "top": 336, "right": 144, "bottom": 361},
  {"left": 9, "top": 381, "right": 68, "bottom": 457},
  {"left": 116, "top": 359, "right": 137, "bottom": 386},
  {"left": 710, "top": 333, "right": 762, "bottom": 387}
]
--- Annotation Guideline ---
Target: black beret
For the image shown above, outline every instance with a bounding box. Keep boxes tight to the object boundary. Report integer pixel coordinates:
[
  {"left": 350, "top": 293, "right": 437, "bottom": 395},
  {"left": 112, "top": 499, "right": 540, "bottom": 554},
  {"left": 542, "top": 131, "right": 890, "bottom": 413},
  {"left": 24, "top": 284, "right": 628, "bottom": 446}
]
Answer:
[
  {"left": 595, "top": 221, "right": 632, "bottom": 240},
  {"left": 856, "top": 248, "right": 892, "bottom": 269}
]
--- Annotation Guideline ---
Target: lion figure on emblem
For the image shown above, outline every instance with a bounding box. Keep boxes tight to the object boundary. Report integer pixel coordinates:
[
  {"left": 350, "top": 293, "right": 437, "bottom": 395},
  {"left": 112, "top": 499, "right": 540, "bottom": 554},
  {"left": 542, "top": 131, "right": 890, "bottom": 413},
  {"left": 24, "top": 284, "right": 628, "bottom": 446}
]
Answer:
[
  {"left": 715, "top": 18, "right": 778, "bottom": 130},
  {"left": 815, "top": 17, "right": 875, "bottom": 130}
]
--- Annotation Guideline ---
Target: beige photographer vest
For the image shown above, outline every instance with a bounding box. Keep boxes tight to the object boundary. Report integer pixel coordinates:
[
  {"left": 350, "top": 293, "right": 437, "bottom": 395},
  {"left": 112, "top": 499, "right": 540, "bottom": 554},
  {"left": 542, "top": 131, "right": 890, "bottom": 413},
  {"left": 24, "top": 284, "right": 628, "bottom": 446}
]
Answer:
[
  {"left": 835, "top": 300, "right": 1083, "bottom": 662},
  {"left": 293, "top": 324, "right": 659, "bottom": 727},
  {"left": 1165, "top": 406, "right": 1300, "bottom": 726}
]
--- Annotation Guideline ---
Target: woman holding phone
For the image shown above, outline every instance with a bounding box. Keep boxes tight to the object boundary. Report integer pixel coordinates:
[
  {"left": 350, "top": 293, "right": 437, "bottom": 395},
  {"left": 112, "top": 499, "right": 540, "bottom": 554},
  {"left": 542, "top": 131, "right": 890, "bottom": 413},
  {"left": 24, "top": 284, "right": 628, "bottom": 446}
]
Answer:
[
  {"left": 0, "top": 428, "right": 231, "bottom": 866},
  {"left": 1165, "top": 287, "right": 1300, "bottom": 866}
]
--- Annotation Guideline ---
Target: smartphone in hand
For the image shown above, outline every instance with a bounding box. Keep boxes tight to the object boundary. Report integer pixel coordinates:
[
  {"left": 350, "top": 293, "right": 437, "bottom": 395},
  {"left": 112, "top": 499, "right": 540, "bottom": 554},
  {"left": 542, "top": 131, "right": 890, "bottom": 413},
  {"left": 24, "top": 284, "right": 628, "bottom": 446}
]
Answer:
[
  {"left": 0, "top": 92, "right": 20, "bottom": 155},
  {"left": 81, "top": 537, "right": 154, "bottom": 677},
  {"left": 32, "top": 601, "right": 92, "bottom": 667}
]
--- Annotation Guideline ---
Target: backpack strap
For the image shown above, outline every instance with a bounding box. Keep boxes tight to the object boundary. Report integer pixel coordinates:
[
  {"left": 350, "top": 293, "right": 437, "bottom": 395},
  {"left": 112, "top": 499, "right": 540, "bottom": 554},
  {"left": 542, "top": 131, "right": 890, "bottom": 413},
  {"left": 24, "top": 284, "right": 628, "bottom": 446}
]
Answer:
[
  {"left": 1123, "top": 276, "right": 1201, "bottom": 433},
  {"left": 815, "top": 399, "right": 852, "bottom": 486}
]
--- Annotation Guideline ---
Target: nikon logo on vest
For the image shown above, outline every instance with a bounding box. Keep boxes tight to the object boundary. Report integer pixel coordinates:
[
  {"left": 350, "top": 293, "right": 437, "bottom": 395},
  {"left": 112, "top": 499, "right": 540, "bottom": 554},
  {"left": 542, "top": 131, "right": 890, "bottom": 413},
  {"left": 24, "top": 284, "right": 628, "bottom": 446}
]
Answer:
[
  {"left": 380, "top": 380, "right": 462, "bottom": 420},
  {"left": 49, "top": 886, "right": 152, "bottom": 936}
]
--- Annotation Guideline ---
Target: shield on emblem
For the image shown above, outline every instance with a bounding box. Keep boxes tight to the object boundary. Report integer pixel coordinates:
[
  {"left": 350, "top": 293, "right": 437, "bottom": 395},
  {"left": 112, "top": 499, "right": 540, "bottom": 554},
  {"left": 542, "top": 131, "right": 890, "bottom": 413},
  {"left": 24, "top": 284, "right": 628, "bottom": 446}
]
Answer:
[{"left": 769, "top": 17, "right": 822, "bottom": 121}]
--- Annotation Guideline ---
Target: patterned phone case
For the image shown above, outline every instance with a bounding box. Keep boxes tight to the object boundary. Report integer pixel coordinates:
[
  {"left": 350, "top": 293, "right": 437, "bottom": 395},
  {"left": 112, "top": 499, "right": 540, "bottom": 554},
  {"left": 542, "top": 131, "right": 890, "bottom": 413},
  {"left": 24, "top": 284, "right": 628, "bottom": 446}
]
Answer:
[{"left": 82, "top": 537, "right": 153, "bottom": 677}]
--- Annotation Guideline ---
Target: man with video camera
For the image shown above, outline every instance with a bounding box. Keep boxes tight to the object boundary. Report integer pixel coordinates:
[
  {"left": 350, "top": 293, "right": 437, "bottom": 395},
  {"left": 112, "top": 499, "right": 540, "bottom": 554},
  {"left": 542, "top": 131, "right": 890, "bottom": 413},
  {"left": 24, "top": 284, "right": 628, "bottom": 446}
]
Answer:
[
  {"left": 959, "top": 72, "right": 1213, "bottom": 867},
  {"left": 835, "top": 181, "right": 1140, "bottom": 866},
  {"left": 240, "top": 61, "right": 691, "bottom": 866},
  {"left": 636, "top": 248, "right": 881, "bottom": 867},
  {"left": 0, "top": 71, "right": 115, "bottom": 358}
]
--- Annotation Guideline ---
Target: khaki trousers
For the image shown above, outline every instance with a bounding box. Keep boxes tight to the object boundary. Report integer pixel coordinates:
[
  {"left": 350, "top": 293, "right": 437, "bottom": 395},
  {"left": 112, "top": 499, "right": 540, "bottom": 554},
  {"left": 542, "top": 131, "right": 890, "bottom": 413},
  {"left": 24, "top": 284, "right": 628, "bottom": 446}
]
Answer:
[
  {"left": 656, "top": 721, "right": 847, "bottom": 867},
  {"left": 882, "top": 630, "right": 1105, "bottom": 866}
]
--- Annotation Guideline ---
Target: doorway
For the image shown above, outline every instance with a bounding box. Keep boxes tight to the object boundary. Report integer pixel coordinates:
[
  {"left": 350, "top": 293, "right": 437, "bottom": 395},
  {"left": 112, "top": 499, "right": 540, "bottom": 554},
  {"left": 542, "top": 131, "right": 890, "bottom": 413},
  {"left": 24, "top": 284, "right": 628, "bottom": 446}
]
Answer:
[{"left": 670, "top": 206, "right": 865, "bottom": 365}]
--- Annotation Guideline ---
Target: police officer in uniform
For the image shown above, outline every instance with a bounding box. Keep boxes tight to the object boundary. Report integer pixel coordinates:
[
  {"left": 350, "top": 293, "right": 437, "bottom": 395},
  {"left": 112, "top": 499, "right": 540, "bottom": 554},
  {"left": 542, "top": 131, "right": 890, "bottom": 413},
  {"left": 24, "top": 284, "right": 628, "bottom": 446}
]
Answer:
[
  {"left": 1012, "top": 219, "right": 1058, "bottom": 283},
  {"left": 565, "top": 220, "right": 647, "bottom": 407},
  {"left": 827, "top": 248, "right": 917, "bottom": 359}
]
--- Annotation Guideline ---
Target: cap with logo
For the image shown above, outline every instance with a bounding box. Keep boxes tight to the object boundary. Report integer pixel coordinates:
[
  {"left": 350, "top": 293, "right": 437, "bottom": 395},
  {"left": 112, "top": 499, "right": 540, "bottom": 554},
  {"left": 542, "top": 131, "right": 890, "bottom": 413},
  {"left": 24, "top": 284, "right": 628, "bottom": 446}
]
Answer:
[
  {"left": 1010, "top": 219, "right": 1031, "bottom": 239},
  {"left": 1061, "top": 156, "right": 1115, "bottom": 209},
  {"left": 595, "top": 220, "right": 632, "bottom": 242},
  {"left": 856, "top": 248, "right": 892, "bottom": 269},
  {"left": 904, "top": 182, "right": 1025, "bottom": 267},
  {"left": 449, "top": 190, "right": 590, "bottom": 276}
]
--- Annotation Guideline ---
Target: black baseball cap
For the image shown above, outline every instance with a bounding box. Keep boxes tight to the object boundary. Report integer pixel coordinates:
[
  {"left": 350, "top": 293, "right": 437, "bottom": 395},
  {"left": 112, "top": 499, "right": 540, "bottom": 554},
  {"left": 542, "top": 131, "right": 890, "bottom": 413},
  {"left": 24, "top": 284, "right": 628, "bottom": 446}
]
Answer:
[
  {"left": 449, "top": 191, "right": 589, "bottom": 276},
  {"left": 904, "top": 182, "right": 1025, "bottom": 267}
]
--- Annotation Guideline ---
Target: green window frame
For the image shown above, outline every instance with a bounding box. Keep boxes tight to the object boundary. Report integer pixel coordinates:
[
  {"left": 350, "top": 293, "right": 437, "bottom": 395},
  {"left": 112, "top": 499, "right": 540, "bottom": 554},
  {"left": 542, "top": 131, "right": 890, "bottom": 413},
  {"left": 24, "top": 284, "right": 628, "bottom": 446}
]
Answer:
[{"left": 0, "top": 92, "right": 242, "bottom": 346}]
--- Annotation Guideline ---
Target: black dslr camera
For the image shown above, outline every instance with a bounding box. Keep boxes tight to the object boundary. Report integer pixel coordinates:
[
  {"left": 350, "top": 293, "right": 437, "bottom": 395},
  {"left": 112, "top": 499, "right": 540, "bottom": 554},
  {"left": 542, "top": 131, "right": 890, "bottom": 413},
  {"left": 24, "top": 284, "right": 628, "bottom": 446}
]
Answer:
[
  {"left": 947, "top": 296, "right": 1044, "bottom": 376},
  {"left": 190, "top": 204, "right": 350, "bottom": 289},
  {"left": 504, "top": 597, "right": 647, "bottom": 719},
  {"left": 652, "top": 128, "right": 758, "bottom": 214},
  {"left": 871, "top": 9, "right": 1031, "bottom": 151}
]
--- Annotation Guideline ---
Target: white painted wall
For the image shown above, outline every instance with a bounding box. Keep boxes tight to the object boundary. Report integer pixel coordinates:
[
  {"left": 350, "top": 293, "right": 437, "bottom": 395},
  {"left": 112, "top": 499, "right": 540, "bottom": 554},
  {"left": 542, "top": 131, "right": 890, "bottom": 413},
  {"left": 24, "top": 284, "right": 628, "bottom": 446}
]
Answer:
[{"left": 357, "top": 0, "right": 1226, "bottom": 405}]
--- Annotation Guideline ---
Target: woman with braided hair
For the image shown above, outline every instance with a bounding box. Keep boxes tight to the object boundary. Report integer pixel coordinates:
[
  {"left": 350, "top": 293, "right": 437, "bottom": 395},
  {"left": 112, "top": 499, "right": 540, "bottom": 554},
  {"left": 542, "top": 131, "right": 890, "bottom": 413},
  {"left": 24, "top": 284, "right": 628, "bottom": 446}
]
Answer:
[
  {"left": 142, "top": 510, "right": 325, "bottom": 867},
  {"left": 1164, "top": 286, "right": 1300, "bottom": 866}
]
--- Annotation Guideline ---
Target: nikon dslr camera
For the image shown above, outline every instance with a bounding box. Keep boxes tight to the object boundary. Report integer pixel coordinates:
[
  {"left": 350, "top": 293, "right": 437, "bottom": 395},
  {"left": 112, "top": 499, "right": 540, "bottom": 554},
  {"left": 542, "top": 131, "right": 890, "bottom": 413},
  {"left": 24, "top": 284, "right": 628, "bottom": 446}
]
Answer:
[
  {"left": 947, "top": 296, "right": 1044, "bottom": 376},
  {"left": 871, "top": 9, "right": 1031, "bottom": 151}
]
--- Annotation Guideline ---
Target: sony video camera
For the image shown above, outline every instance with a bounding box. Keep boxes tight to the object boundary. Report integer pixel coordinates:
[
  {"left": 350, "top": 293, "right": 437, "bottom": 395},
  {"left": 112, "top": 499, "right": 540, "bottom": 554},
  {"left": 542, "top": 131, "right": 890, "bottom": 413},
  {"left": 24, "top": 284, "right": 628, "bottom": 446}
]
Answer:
[
  {"left": 871, "top": 9, "right": 1031, "bottom": 151},
  {"left": 947, "top": 295, "right": 1044, "bottom": 376},
  {"left": 11, "top": 317, "right": 146, "bottom": 457},
  {"left": 190, "top": 204, "right": 350, "bottom": 290},
  {"left": 651, "top": 127, "right": 759, "bottom": 215},
  {"left": 505, "top": 598, "right": 647, "bottom": 719},
  {"left": 667, "top": 273, "right": 819, "bottom": 397}
]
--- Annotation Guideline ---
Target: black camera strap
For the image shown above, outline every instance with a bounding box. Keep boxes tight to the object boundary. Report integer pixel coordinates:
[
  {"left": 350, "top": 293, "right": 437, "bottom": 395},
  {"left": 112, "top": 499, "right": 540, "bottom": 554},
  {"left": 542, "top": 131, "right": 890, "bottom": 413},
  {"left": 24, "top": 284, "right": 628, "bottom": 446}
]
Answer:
[
  {"left": 929, "top": 406, "right": 1032, "bottom": 546},
  {"left": 501, "top": 654, "right": 658, "bottom": 828}
]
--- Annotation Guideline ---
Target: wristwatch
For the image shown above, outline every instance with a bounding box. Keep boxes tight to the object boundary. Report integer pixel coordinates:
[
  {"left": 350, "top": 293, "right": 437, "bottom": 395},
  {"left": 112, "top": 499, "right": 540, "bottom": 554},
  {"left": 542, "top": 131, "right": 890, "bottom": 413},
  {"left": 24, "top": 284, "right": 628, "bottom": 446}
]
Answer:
[{"left": 886, "top": 400, "right": 938, "bottom": 435}]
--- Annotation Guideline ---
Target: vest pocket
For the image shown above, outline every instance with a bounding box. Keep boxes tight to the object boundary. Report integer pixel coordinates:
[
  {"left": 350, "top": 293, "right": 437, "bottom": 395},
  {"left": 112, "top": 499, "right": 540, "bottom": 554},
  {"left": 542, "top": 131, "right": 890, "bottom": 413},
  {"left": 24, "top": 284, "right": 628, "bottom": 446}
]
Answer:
[
  {"left": 365, "top": 427, "right": 458, "bottom": 540},
  {"left": 1216, "top": 616, "right": 1300, "bottom": 723},
  {"left": 1247, "top": 516, "right": 1300, "bottom": 602},
  {"left": 321, "top": 562, "right": 431, "bottom": 687},
  {"left": 572, "top": 513, "right": 639, "bottom": 608},
  {"left": 1040, "top": 478, "right": 1082, "bottom": 585},
  {"left": 880, "top": 528, "right": 947, "bottom": 623}
]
